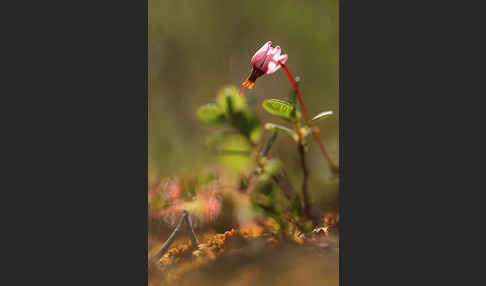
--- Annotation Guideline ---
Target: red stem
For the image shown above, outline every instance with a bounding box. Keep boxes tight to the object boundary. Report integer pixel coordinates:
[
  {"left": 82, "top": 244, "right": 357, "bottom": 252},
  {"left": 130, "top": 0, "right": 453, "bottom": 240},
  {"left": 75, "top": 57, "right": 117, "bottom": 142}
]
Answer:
[
  {"left": 278, "top": 61, "right": 310, "bottom": 121},
  {"left": 238, "top": 85, "right": 246, "bottom": 96},
  {"left": 278, "top": 60, "right": 339, "bottom": 174}
]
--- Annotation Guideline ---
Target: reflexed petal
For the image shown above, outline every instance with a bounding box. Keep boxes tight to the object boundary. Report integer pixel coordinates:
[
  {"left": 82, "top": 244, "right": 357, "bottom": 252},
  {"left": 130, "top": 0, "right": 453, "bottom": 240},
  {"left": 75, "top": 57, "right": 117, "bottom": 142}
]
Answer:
[
  {"left": 265, "top": 46, "right": 283, "bottom": 74},
  {"left": 267, "top": 53, "right": 288, "bottom": 74},
  {"left": 272, "top": 47, "right": 282, "bottom": 63},
  {"left": 266, "top": 61, "right": 279, "bottom": 74}
]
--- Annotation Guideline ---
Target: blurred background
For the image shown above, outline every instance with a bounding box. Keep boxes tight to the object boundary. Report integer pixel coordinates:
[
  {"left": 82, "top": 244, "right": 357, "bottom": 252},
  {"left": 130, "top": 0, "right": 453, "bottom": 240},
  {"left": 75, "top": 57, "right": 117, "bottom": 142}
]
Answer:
[{"left": 149, "top": 0, "right": 339, "bottom": 181}]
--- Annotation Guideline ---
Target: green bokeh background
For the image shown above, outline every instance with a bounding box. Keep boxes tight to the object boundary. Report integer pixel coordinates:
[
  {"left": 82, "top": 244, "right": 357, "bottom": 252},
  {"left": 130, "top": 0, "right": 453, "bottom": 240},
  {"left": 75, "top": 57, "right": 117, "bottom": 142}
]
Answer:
[{"left": 149, "top": 0, "right": 339, "bottom": 201}]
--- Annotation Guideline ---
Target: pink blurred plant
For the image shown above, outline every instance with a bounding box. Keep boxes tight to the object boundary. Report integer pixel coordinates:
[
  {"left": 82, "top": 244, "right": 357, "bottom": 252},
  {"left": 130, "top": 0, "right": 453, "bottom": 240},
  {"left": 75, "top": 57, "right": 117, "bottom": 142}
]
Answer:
[
  {"left": 153, "top": 179, "right": 222, "bottom": 228},
  {"left": 203, "top": 188, "right": 221, "bottom": 223}
]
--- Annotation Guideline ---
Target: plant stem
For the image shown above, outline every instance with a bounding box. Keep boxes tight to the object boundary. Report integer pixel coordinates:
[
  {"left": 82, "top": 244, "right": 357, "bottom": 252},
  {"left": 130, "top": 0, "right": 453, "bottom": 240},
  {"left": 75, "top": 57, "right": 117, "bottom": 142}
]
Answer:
[
  {"left": 278, "top": 62, "right": 310, "bottom": 121},
  {"left": 297, "top": 134, "right": 311, "bottom": 219},
  {"left": 278, "top": 60, "right": 339, "bottom": 174},
  {"left": 271, "top": 173, "right": 298, "bottom": 201},
  {"left": 151, "top": 210, "right": 188, "bottom": 263},
  {"left": 257, "top": 132, "right": 298, "bottom": 201},
  {"left": 259, "top": 131, "right": 278, "bottom": 158},
  {"left": 254, "top": 155, "right": 298, "bottom": 201},
  {"left": 184, "top": 212, "right": 199, "bottom": 251}
]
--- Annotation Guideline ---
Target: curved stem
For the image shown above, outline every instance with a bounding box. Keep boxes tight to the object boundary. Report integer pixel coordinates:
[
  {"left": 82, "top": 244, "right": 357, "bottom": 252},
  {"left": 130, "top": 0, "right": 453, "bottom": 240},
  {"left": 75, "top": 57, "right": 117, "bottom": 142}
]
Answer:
[
  {"left": 278, "top": 60, "right": 339, "bottom": 174},
  {"left": 278, "top": 62, "right": 311, "bottom": 121},
  {"left": 184, "top": 212, "right": 199, "bottom": 251}
]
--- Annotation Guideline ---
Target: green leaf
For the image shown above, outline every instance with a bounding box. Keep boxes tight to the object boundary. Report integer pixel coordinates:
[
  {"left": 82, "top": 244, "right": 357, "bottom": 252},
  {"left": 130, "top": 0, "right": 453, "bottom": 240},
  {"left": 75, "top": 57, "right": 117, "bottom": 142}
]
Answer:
[
  {"left": 308, "top": 110, "right": 333, "bottom": 125},
  {"left": 231, "top": 110, "right": 262, "bottom": 143},
  {"left": 217, "top": 85, "right": 246, "bottom": 114},
  {"left": 197, "top": 104, "right": 226, "bottom": 125},
  {"left": 249, "top": 126, "right": 263, "bottom": 143},
  {"left": 218, "top": 135, "right": 253, "bottom": 173},
  {"left": 262, "top": 99, "right": 294, "bottom": 121},
  {"left": 264, "top": 123, "right": 298, "bottom": 141},
  {"left": 265, "top": 159, "right": 283, "bottom": 175}
]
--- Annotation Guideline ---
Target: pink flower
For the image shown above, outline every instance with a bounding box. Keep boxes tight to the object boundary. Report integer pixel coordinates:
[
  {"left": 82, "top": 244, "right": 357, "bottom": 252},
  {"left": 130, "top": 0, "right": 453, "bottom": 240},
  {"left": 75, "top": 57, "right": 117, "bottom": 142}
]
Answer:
[{"left": 242, "top": 41, "right": 288, "bottom": 89}]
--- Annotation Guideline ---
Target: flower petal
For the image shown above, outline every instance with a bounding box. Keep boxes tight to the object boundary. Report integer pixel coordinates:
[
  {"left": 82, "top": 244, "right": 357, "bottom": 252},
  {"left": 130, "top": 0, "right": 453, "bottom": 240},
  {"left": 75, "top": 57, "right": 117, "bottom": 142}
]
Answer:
[
  {"left": 251, "top": 41, "right": 272, "bottom": 68},
  {"left": 279, "top": 54, "right": 288, "bottom": 64},
  {"left": 265, "top": 47, "right": 285, "bottom": 74},
  {"left": 261, "top": 46, "right": 276, "bottom": 73},
  {"left": 266, "top": 61, "right": 278, "bottom": 74}
]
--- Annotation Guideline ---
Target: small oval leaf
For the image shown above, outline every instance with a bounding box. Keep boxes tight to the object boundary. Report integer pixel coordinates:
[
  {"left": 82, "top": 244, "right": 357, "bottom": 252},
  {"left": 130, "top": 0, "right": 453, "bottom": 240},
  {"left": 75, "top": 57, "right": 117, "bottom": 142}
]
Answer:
[
  {"left": 309, "top": 110, "right": 333, "bottom": 124},
  {"left": 197, "top": 104, "right": 226, "bottom": 125},
  {"left": 264, "top": 123, "right": 298, "bottom": 141},
  {"left": 262, "top": 99, "right": 294, "bottom": 120}
]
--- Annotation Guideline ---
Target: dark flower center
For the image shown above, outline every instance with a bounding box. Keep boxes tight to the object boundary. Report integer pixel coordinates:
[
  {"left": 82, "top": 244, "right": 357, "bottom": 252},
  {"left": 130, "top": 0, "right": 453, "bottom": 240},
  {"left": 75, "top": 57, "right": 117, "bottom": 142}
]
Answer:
[{"left": 248, "top": 67, "right": 265, "bottom": 83}]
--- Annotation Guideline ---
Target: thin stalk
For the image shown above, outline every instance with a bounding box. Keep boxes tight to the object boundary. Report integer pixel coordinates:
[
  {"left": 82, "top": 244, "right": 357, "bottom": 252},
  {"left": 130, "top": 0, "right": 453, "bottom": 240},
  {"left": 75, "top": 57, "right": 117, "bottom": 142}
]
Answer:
[
  {"left": 151, "top": 210, "right": 187, "bottom": 262},
  {"left": 295, "top": 123, "right": 311, "bottom": 219},
  {"left": 271, "top": 173, "right": 298, "bottom": 201},
  {"left": 185, "top": 213, "right": 199, "bottom": 251},
  {"left": 256, "top": 133, "right": 298, "bottom": 201},
  {"left": 279, "top": 62, "right": 311, "bottom": 122},
  {"left": 259, "top": 131, "right": 278, "bottom": 158},
  {"left": 278, "top": 60, "right": 339, "bottom": 174},
  {"left": 298, "top": 142, "right": 310, "bottom": 218}
]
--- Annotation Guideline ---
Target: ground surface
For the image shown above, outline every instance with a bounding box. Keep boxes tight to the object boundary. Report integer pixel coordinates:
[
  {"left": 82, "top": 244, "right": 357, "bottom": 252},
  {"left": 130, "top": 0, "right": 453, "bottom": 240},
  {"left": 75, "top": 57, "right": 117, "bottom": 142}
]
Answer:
[{"left": 148, "top": 226, "right": 339, "bottom": 286}]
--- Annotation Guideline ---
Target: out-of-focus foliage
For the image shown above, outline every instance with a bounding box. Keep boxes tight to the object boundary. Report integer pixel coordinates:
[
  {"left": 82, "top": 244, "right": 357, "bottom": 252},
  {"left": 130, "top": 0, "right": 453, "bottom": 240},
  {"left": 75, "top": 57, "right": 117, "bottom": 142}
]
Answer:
[
  {"left": 195, "top": 87, "right": 297, "bottom": 227},
  {"left": 196, "top": 104, "right": 225, "bottom": 125},
  {"left": 193, "top": 83, "right": 336, "bottom": 236},
  {"left": 197, "top": 86, "right": 262, "bottom": 173},
  {"left": 219, "top": 135, "right": 253, "bottom": 173}
]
